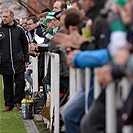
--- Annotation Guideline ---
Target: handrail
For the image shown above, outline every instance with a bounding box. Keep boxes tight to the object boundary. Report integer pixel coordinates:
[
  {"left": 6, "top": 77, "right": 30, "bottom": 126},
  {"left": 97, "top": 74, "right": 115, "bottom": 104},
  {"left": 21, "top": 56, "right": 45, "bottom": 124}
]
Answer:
[
  {"left": 45, "top": 52, "right": 60, "bottom": 133},
  {"left": 32, "top": 51, "right": 132, "bottom": 133},
  {"left": 50, "top": 52, "right": 60, "bottom": 133}
]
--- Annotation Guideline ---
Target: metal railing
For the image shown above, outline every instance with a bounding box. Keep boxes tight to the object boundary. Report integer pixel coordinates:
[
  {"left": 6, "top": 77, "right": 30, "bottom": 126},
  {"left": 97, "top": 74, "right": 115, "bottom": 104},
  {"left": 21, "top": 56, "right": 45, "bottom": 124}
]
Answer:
[
  {"left": 32, "top": 52, "right": 132, "bottom": 133},
  {"left": 32, "top": 56, "right": 38, "bottom": 93},
  {"left": 48, "top": 52, "right": 60, "bottom": 133}
]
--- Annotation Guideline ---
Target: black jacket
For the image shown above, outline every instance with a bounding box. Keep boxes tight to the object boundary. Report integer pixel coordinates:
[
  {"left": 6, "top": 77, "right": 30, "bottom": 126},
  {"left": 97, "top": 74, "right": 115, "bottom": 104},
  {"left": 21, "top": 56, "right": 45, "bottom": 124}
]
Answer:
[
  {"left": 0, "top": 21, "right": 29, "bottom": 74},
  {"left": 48, "top": 39, "right": 69, "bottom": 77},
  {"left": 27, "top": 24, "right": 44, "bottom": 44},
  {"left": 80, "top": 2, "right": 110, "bottom": 51}
]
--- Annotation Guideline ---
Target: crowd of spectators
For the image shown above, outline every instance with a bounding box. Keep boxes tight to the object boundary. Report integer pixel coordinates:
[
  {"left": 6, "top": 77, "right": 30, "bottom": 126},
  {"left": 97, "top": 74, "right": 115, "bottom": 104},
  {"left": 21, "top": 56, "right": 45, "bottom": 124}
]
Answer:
[{"left": 1, "top": 0, "right": 132, "bottom": 132}]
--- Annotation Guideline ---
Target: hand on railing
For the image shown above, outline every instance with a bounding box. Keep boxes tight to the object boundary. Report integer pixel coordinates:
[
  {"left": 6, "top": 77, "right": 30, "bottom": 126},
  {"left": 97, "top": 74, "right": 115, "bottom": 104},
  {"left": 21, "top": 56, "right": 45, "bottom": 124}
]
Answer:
[
  {"left": 28, "top": 43, "right": 40, "bottom": 57},
  {"left": 25, "top": 62, "right": 30, "bottom": 68},
  {"left": 66, "top": 49, "right": 81, "bottom": 67},
  {"left": 96, "top": 65, "right": 113, "bottom": 86}
]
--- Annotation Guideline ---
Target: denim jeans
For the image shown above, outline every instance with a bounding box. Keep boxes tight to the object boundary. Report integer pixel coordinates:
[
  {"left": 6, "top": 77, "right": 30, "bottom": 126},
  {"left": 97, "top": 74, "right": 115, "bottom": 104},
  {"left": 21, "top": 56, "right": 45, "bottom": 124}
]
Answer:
[{"left": 62, "top": 88, "right": 85, "bottom": 133}]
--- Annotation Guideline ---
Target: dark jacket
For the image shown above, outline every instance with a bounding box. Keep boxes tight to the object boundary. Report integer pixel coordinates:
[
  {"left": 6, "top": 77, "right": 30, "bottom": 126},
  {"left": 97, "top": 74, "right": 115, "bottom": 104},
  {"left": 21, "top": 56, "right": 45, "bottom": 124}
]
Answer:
[
  {"left": 49, "top": 39, "right": 69, "bottom": 77},
  {"left": 0, "top": 21, "right": 29, "bottom": 74},
  {"left": 26, "top": 24, "right": 45, "bottom": 86},
  {"left": 80, "top": 2, "right": 110, "bottom": 51},
  {"left": 42, "top": 39, "right": 69, "bottom": 89},
  {"left": 27, "top": 24, "right": 44, "bottom": 44}
]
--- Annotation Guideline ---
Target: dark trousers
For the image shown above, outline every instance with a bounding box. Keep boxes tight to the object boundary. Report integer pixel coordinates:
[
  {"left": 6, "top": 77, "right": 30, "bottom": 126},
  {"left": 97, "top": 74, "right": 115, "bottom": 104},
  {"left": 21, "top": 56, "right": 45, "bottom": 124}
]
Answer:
[
  {"left": 3, "top": 72, "right": 25, "bottom": 107},
  {"left": 80, "top": 90, "right": 105, "bottom": 133}
]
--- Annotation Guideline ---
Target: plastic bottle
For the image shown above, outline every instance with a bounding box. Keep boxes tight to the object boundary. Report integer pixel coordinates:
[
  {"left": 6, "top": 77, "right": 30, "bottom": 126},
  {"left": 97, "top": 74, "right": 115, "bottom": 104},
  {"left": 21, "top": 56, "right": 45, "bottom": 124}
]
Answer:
[
  {"left": 27, "top": 99, "right": 34, "bottom": 119},
  {"left": 21, "top": 98, "right": 27, "bottom": 119},
  {"left": 39, "top": 86, "right": 44, "bottom": 97},
  {"left": 39, "top": 86, "right": 43, "bottom": 92}
]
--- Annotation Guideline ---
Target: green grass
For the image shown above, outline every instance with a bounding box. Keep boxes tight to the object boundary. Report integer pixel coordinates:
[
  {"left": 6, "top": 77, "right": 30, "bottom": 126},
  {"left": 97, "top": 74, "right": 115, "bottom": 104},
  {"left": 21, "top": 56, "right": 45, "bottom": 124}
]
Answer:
[{"left": 0, "top": 75, "right": 27, "bottom": 133}]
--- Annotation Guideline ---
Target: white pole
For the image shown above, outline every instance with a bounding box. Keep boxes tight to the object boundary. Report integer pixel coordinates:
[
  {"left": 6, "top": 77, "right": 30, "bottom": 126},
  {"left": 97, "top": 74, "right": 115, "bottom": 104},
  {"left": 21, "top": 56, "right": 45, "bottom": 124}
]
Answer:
[
  {"left": 48, "top": 52, "right": 60, "bottom": 133},
  {"left": 85, "top": 68, "right": 91, "bottom": 114},
  {"left": 53, "top": 54, "right": 60, "bottom": 133},
  {"left": 94, "top": 69, "right": 101, "bottom": 99},
  {"left": 76, "top": 68, "right": 82, "bottom": 91},
  {"left": 106, "top": 82, "right": 117, "bottom": 133},
  {"left": 44, "top": 53, "right": 50, "bottom": 76},
  {"left": 69, "top": 67, "right": 77, "bottom": 99},
  {"left": 50, "top": 53, "right": 55, "bottom": 131},
  {"left": 32, "top": 56, "right": 38, "bottom": 92}
]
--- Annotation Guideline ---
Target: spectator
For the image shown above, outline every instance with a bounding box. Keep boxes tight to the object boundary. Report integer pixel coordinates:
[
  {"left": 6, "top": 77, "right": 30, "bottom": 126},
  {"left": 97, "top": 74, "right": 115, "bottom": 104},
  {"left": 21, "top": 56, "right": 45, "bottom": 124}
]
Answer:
[
  {"left": 15, "top": 18, "right": 20, "bottom": 25},
  {"left": 53, "top": 0, "right": 109, "bottom": 132},
  {"left": 42, "top": 10, "right": 56, "bottom": 37},
  {"left": 21, "top": 17, "right": 28, "bottom": 31},
  {"left": 53, "top": 0, "right": 67, "bottom": 12},
  {"left": 27, "top": 16, "right": 45, "bottom": 88},
  {"left": 38, "top": 12, "right": 49, "bottom": 36},
  {"left": 38, "top": 12, "right": 49, "bottom": 26},
  {"left": 48, "top": 10, "right": 70, "bottom": 96},
  {"left": 80, "top": 0, "right": 133, "bottom": 133},
  {"left": 70, "top": 0, "right": 85, "bottom": 15},
  {"left": 0, "top": 10, "right": 29, "bottom": 111},
  {"left": 71, "top": 0, "right": 82, "bottom": 10}
]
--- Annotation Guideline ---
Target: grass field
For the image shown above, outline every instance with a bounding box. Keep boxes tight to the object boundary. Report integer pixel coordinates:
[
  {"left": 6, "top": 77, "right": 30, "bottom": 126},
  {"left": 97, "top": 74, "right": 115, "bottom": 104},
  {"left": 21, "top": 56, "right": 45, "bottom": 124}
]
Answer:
[{"left": 0, "top": 75, "right": 27, "bottom": 133}]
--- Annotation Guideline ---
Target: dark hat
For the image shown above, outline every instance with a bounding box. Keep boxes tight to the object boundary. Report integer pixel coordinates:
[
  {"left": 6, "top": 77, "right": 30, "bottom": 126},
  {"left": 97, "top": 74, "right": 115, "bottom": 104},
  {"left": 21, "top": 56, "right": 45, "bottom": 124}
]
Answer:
[{"left": 53, "top": 10, "right": 62, "bottom": 20}]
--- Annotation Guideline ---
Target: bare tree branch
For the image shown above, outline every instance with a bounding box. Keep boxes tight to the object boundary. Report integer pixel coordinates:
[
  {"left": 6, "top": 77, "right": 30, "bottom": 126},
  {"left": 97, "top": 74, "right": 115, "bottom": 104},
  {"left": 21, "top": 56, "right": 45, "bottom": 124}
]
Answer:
[
  {"left": 17, "top": 0, "right": 39, "bottom": 14},
  {"left": 17, "top": 0, "right": 56, "bottom": 15},
  {"left": 17, "top": 0, "right": 31, "bottom": 14},
  {"left": 37, "top": 0, "right": 48, "bottom": 8}
]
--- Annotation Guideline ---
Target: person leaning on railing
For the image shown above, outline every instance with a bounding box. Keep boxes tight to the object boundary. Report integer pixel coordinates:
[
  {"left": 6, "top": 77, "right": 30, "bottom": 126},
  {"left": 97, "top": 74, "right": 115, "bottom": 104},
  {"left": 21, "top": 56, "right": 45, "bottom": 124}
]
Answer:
[
  {"left": 80, "top": 0, "right": 133, "bottom": 132},
  {"left": 53, "top": 0, "right": 110, "bottom": 132}
]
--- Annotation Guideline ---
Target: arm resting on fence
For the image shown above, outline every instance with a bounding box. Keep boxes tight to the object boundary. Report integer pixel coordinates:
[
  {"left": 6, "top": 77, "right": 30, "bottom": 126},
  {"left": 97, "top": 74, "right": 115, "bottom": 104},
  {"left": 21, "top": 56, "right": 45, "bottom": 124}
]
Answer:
[{"left": 72, "top": 49, "right": 109, "bottom": 68}]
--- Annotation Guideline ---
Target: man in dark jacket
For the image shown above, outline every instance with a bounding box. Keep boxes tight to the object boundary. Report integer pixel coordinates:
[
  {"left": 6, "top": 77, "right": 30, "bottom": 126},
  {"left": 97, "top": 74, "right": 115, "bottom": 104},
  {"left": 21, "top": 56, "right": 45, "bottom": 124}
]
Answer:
[
  {"left": 26, "top": 16, "right": 45, "bottom": 89},
  {"left": 0, "top": 10, "right": 29, "bottom": 111}
]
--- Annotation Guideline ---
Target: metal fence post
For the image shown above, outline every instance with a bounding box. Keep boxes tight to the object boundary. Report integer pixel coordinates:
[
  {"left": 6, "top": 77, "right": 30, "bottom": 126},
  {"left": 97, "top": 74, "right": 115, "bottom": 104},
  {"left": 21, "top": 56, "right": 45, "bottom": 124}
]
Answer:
[
  {"left": 76, "top": 68, "right": 82, "bottom": 91},
  {"left": 106, "top": 82, "right": 116, "bottom": 133},
  {"left": 85, "top": 68, "right": 91, "bottom": 114},
  {"left": 94, "top": 69, "right": 101, "bottom": 99},
  {"left": 69, "top": 67, "right": 77, "bottom": 99},
  {"left": 32, "top": 56, "right": 38, "bottom": 92},
  {"left": 49, "top": 52, "right": 60, "bottom": 133}
]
